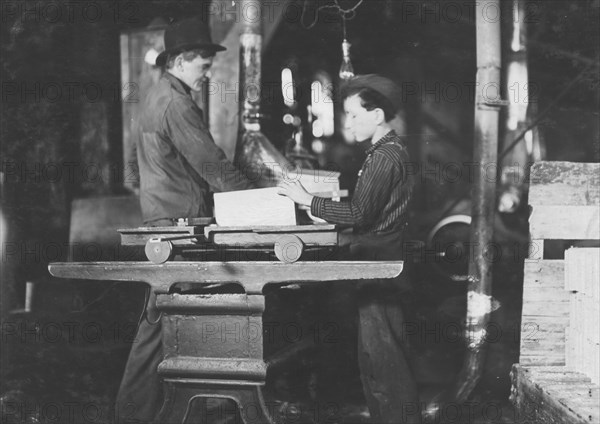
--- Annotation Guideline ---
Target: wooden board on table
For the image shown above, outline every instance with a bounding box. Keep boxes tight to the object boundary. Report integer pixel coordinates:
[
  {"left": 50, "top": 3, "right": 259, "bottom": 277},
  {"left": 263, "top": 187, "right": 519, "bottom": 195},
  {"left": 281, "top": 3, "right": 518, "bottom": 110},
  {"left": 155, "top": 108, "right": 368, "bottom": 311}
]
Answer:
[
  {"left": 204, "top": 224, "right": 338, "bottom": 247},
  {"left": 214, "top": 187, "right": 297, "bottom": 227}
]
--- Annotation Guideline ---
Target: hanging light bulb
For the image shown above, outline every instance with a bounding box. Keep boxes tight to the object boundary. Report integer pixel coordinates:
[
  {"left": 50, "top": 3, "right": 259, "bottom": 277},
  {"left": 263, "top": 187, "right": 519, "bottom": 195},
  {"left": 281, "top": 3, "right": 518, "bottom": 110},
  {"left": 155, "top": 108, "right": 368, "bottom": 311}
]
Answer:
[
  {"left": 339, "top": 39, "right": 355, "bottom": 80},
  {"left": 339, "top": 17, "right": 355, "bottom": 80}
]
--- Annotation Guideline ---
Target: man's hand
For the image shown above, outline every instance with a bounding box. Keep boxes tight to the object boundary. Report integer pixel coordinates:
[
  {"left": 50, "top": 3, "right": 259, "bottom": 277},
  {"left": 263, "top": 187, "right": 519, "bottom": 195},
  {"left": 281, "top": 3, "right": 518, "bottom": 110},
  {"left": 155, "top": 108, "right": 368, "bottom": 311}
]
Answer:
[{"left": 277, "top": 180, "right": 314, "bottom": 207}]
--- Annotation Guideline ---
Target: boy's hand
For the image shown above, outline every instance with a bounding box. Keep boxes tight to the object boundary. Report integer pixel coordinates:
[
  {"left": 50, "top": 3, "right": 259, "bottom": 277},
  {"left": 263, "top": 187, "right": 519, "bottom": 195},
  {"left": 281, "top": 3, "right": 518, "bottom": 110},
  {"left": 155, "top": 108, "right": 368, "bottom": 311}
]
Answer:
[{"left": 277, "top": 180, "right": 314, "bottom": 207}]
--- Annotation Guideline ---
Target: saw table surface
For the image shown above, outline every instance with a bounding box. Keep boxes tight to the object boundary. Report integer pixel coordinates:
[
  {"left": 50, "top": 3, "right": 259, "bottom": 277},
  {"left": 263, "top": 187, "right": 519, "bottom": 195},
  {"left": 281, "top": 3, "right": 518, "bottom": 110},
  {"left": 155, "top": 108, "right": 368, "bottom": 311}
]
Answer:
[{"left": 48, "top": 260, "right": 403, "bottom": 294}]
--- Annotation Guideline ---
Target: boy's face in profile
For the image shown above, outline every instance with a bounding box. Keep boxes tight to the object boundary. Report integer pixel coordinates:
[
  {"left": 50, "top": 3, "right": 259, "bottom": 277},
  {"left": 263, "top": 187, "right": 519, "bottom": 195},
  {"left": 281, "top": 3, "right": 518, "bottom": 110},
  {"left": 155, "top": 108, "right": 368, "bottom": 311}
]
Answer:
[{"left": 343, "top": 94, "right": 379, "bottom": 143}]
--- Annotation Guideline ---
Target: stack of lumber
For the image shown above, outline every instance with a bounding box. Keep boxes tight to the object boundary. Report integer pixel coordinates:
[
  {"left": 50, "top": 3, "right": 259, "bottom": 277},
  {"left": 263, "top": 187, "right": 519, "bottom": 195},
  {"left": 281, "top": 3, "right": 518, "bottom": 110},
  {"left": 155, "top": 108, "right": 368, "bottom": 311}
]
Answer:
[{"left": 512, "top": 161, "right": 600, "bottom": 423}]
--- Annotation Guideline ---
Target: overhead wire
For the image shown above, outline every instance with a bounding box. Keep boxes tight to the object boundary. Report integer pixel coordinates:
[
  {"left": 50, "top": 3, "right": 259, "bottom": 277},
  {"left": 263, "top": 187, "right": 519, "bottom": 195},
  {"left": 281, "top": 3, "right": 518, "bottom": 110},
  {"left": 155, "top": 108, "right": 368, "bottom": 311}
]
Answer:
[{"left": 300, "top": 0, "right": 364, "bottom": 30}]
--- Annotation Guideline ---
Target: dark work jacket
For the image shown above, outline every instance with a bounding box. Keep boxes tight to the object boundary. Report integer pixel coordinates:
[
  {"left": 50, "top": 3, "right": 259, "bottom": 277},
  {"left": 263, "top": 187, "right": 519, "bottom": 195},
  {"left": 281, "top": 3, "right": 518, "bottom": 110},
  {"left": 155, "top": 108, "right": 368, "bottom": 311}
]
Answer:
[{"left": 137, "top": 73, "right": 253, "bottom": 224}]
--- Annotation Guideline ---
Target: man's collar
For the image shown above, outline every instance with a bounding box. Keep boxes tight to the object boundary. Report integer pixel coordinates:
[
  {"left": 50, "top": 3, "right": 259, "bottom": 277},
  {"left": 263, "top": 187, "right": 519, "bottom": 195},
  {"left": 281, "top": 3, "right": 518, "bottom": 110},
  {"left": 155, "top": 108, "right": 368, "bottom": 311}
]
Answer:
[
  {"left": 164, "top": 72, "right": 192, "bottom": 95},
  {"left": 365, "top": 130, "right": 397, "bottom": 155}
]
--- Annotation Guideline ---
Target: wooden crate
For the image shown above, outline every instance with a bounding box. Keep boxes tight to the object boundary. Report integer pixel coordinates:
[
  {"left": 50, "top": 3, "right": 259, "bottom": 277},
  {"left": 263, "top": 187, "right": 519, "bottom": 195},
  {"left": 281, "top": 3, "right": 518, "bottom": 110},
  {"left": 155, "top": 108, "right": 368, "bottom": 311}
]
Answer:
[{"left": 513, "top": 161, "right": 600, "bottom": 423}]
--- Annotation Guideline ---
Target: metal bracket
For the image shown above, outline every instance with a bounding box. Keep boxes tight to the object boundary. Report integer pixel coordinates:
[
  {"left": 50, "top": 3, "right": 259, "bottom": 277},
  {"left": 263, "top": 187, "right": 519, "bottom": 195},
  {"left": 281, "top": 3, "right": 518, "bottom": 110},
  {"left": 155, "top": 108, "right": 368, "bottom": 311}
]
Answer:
[{"left": 478, "top": 99, "right": 510, "bottom": 109}]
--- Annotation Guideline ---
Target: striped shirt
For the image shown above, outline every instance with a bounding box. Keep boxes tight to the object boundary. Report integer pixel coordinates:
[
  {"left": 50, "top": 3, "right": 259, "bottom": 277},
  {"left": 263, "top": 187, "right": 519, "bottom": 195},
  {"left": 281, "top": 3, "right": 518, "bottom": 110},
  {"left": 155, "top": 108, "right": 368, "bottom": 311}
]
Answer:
[{"left": 311, "top": 130, "right": 414, "bottom": 235}]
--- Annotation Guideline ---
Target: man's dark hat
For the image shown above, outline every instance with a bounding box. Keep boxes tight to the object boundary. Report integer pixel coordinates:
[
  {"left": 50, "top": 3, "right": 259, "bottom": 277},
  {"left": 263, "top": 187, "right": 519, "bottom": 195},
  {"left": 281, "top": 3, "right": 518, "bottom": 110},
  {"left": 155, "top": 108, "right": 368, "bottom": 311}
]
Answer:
[
  {"left": 342, "top": 74, "right": 403, "bottom": 112},
  {"left": 156, "top": 17, "right": 226, "bottom": 66}
]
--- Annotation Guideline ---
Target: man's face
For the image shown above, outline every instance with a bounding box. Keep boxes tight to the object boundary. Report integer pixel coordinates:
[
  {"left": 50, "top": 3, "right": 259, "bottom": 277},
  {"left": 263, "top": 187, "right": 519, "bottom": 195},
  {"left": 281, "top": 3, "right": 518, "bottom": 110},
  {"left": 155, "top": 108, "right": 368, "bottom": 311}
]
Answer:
[
  {"left": 179, "top": 54, "right": 214, "bottom": 91},
  {"left": 343, "top": 94, "right": 378, "bottom": 143}
]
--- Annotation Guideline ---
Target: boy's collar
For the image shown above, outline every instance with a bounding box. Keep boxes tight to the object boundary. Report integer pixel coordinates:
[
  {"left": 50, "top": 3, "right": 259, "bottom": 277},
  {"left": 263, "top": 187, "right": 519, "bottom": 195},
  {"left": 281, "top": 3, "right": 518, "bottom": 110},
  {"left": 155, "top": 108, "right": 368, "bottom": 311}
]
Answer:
[{"left": 366, "top": 130, "right": 397, "bottom": 155}]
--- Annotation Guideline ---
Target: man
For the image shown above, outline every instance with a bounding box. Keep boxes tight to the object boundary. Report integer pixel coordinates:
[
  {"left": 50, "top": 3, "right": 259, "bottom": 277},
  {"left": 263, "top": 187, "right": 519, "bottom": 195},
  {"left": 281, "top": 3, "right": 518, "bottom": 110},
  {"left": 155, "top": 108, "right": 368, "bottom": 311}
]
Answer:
[
  {"left": 278, "top": 75, "right": 420, "bottom": 423},
  {"left": 116, "top": 17, "right": 255, "bottom": 422},
  {"left": 137, "top": 18, "right": 254, "bottom": 226}
]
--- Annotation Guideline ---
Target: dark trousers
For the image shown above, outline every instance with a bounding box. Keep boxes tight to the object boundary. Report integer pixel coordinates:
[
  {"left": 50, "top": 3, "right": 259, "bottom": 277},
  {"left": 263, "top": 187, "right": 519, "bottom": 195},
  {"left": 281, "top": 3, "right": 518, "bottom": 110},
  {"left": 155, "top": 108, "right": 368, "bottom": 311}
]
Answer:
[
  {"left": 349, "top": 230, "right": 420, "bottom": 423},
  {"left": 115, "top": 218, "right": 170, "bottom": 423},
  {"left": 115, "top": 291, "right": 163, "bottom": 423},
  {"left": 357, "top": 283, "right": 420, "bottom": 423}
]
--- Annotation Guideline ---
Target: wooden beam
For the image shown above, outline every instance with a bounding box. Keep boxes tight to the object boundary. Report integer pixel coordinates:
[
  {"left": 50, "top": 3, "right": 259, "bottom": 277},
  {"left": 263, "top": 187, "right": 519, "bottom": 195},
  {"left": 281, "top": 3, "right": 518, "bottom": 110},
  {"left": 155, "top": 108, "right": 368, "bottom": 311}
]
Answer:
[
  {"left": 529, "top": 205, "right": 600, "bottom": 240},
  {"left": 529, "top": 162, "right": 600, "bottom": 206}
]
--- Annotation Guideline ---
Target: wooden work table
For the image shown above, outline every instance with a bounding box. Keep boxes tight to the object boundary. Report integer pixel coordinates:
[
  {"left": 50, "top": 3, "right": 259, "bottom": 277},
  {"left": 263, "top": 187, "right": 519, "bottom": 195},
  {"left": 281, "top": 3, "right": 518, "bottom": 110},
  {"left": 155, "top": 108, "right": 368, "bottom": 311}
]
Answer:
[{"left": 48, "top": 260, "right": 403, "bottom": 424}]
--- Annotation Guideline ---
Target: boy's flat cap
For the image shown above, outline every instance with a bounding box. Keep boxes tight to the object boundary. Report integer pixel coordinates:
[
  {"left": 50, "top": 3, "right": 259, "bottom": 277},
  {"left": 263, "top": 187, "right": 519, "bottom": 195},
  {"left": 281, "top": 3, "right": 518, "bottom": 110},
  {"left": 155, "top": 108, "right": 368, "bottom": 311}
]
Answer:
[{"left": 342, "top": 74, "right": 402, "bottom": 111}]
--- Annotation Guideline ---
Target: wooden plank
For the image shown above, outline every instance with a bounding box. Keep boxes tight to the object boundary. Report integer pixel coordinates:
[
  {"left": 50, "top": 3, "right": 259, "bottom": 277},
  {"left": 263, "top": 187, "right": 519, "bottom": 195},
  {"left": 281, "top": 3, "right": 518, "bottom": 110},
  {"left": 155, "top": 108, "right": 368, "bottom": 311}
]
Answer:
[
  {"left": 522, "top": 288, "right": 570, "bottom": 302},
  {"left": 519, "top": 354, "right": 566, "bottom": 366},
  {"left": 208, "top": 231, "right": 337, "bottom": 247},
  {"left": 530, "top": 182, "right": 600, "bottom": 205},
  {"left": 524, "top": 260, "right": 565, "bottom": 287},
  {"left": 544, "top": 384, "right": 599, "bottom": 398},
  {"left": 511, "top": 364, "right": 600, "bottom": 424},
  {"left": 525, "top": 365, "right": 583, "bottom": 377},
  {"left": 522, "top": 260, "right": 569, "bottom": 364},
  {"left": 214, "top": 187, "right": 297, "bottom": 227},
  {"left": 529, "top": 161, "right": 600, "bottom": 206},
  {"left": 521, "top": 310, "right": 569, "bottom": 319},
  {"left": 530, "top": 205, "right": 600, "bottom": 240},
  {"left": 204, "top": 224, "right": 335, "bottom": 234},
  {"left": 565, "top": 248, "right": 600, "bottom": 385},
  {"left": 203, "top": 224, "right": 338, "bottom": 247},
  {"left": 520, "top": 348, "right": 565, "bottom": 363},
  {"left": 565, "top": 248, "right": 600, "bottom": 292}
]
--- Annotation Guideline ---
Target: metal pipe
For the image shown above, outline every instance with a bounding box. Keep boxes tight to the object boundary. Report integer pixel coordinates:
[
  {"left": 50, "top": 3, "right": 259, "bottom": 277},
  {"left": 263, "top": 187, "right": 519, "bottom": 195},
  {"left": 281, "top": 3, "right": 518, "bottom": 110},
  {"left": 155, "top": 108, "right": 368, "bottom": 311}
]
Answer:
[
  {"left": 424, "top": 0, "right": 501, "bottom": 418},
  {"left": 455, "top": 0, "right": 501, "bottom": 401},
  {"left": 239, "top": 0, "right": 263, "bottom": 130}
]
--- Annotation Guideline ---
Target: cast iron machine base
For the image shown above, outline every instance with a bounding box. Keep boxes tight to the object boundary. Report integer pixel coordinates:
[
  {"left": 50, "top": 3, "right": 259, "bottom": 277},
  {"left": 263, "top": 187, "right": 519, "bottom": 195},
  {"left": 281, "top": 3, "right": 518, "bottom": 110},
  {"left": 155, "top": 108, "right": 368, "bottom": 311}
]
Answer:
[{"left": 48, "top": 261, "right": 403, "bottom": 424}]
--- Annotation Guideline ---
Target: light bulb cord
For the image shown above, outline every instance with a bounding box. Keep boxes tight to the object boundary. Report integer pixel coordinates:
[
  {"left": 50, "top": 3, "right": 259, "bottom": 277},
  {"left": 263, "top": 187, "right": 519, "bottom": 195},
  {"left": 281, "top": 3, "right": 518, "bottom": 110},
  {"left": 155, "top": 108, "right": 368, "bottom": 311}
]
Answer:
[{"left": 301, "top": 0, "right": 364, "bottom": 30}]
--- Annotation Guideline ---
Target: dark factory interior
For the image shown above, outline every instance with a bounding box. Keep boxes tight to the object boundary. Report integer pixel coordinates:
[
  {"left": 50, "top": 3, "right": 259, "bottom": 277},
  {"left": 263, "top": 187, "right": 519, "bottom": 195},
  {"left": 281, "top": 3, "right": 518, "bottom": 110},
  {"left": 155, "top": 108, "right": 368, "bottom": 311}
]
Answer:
[{"left": 1, "top": 1, "right": 599, "bottom": 423}]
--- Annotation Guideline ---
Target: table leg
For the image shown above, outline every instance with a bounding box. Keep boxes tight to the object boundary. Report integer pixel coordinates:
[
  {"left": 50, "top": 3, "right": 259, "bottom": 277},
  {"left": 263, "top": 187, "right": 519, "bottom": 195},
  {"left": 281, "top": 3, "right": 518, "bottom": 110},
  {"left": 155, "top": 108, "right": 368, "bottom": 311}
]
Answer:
[
  {"left": 155, "top": 293, "right": 273, "bottom": 424},
  {"left": 155, "top": 380, "right": 274, "bottom": 424}
]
